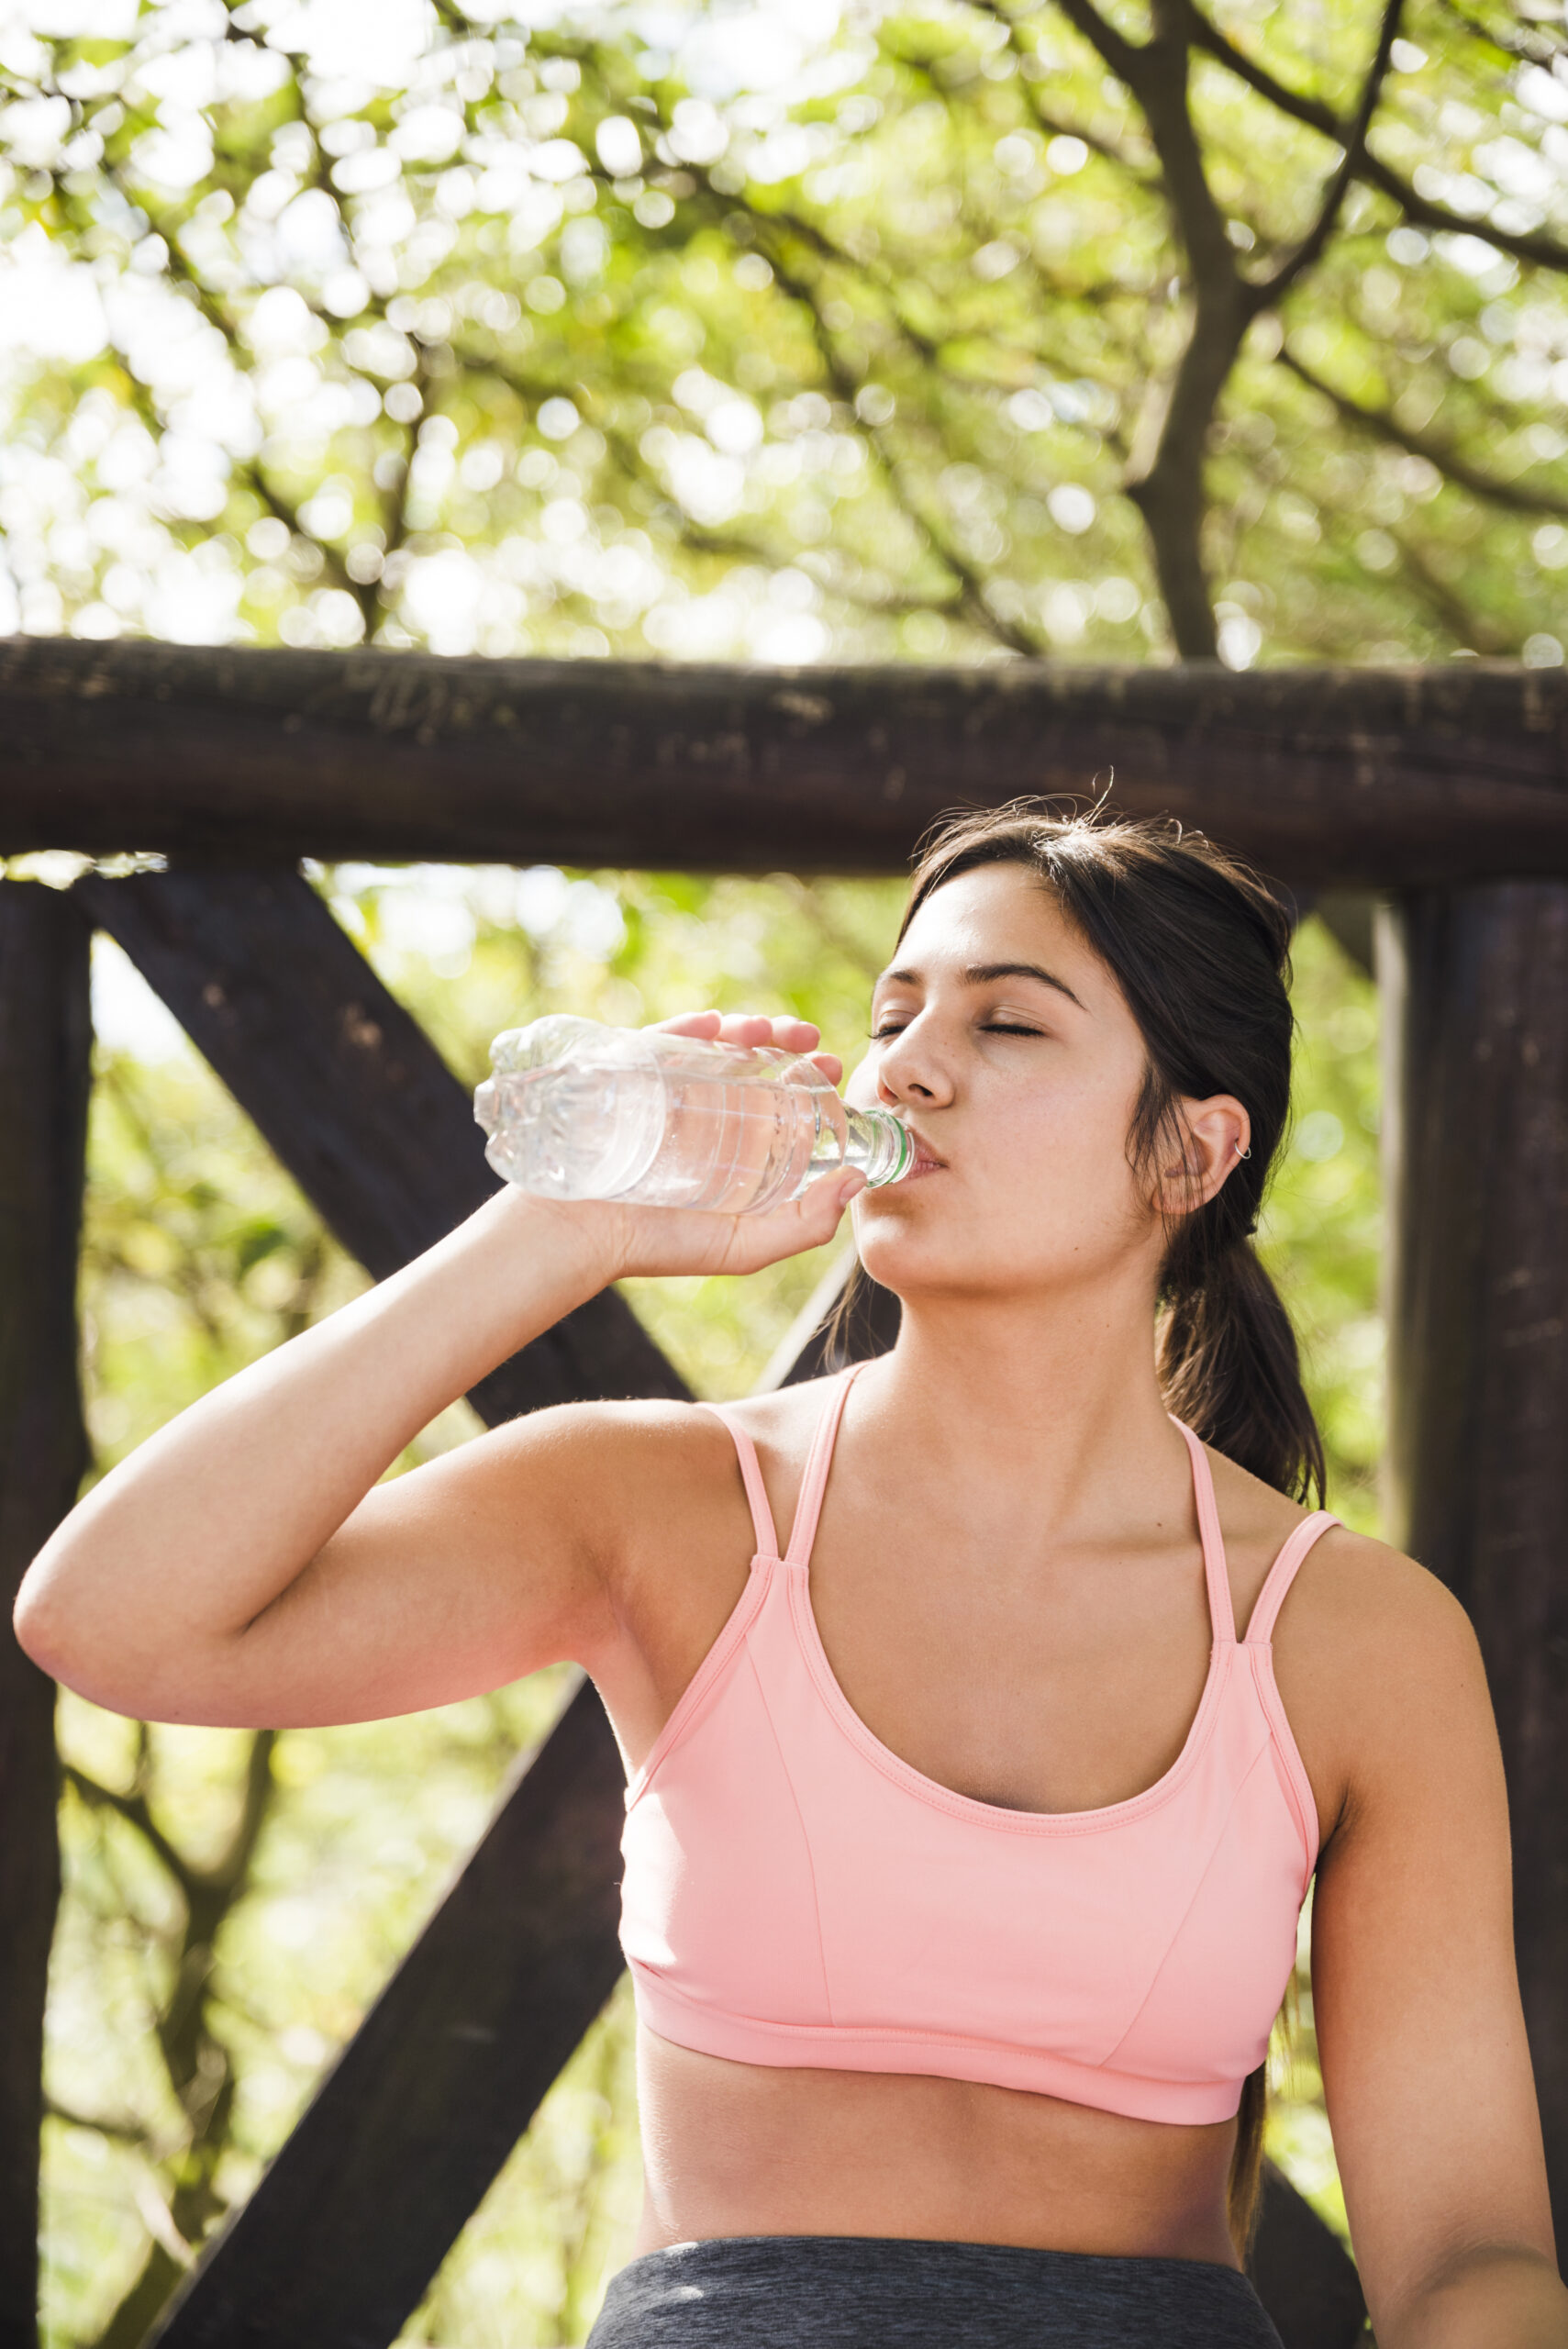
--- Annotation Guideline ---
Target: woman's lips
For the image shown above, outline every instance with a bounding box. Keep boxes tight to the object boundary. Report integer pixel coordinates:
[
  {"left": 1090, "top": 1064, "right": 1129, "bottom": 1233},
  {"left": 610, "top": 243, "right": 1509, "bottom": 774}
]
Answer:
[{"left": 902, "top": 1130, "right": 947, "bottom": 1179}]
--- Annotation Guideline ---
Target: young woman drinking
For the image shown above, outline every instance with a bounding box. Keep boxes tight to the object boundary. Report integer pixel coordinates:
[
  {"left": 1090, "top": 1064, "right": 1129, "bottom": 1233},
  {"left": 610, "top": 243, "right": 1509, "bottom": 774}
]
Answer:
[{"left": 17, "top": 807, "right": 1565, "bottom": 2349}]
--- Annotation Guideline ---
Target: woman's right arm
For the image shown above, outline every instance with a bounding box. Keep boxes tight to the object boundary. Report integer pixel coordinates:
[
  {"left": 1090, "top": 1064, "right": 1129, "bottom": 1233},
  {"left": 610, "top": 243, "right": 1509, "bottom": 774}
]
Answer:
[
  {"left": 13, "top": 1010, "right": 861, "bottom": 1731},
  {"left": 13, "top": 1186, "right": 629, "bottom": 1727}
]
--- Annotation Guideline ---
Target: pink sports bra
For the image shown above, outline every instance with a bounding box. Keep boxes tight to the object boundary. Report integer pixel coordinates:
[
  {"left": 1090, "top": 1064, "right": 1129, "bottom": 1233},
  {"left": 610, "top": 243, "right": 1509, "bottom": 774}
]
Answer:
[{"left": 619, "top": 1364, "right": 1339, "bottom": 2126}]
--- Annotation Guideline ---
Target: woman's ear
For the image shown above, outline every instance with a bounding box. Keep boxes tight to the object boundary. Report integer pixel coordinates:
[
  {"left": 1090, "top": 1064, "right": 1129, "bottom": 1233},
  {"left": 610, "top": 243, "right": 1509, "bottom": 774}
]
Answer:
[{"left": 1161, "top": 1095, "right": 1251, "bottom": 1216}]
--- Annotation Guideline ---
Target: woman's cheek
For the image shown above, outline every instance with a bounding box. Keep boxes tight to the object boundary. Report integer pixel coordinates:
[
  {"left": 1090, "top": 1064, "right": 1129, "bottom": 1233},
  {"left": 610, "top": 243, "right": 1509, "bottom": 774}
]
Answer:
[{"left": 842, "top": 1050, "right": 884, "bottom": 1113}]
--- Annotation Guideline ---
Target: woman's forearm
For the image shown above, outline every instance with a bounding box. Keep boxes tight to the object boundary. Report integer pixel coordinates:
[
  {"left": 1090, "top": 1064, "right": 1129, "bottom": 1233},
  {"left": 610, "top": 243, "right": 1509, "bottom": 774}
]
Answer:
[{"left": 14, "top": 1186, "right": 613, "bottom": 1689}]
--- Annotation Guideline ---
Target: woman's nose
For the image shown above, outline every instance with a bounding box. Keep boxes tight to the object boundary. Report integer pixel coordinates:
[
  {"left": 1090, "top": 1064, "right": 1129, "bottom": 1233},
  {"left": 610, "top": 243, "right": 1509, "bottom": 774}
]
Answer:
[{"left": 875, "top": 1029, "right": 953, "bottom": 1107}]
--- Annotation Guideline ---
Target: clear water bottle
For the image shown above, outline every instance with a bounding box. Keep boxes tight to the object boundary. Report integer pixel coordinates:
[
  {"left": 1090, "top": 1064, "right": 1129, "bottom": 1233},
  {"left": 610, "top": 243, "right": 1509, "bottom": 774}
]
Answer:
[{"left": 473, "top": 1014, "right": 913, "bottom": 1213}]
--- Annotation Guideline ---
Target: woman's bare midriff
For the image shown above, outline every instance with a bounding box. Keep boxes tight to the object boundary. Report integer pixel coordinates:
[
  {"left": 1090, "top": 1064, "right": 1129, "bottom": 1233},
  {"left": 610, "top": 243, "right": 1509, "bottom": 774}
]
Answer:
[{"left": 631, "top": 2027, "right": 1241, "bottom": 2266}]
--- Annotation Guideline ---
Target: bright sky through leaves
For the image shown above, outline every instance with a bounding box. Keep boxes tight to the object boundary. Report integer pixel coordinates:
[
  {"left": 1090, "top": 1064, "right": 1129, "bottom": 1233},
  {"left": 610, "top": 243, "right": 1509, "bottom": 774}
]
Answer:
[{"left": 3, "top": 0, "right": 1568, "bottom": 667}]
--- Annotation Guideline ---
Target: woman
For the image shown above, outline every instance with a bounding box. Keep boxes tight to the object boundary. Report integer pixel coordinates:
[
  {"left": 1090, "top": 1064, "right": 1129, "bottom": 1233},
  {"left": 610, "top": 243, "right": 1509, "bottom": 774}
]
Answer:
[{"left": 17, "top": 806, "right": 1565, "bottom": 2349}]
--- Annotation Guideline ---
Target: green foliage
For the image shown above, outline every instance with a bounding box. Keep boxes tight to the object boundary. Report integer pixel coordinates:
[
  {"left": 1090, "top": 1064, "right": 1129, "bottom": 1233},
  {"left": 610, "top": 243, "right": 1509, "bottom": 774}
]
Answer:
[
  {"left": 30, "top": 861, "right": 1384, "bottom": 2345},
  {"left": 2, "top": 0, "right": 1567, "bottom": 663},
  {"left": 1260, "top": 917, "right": 1384, "bottom": 1531}
]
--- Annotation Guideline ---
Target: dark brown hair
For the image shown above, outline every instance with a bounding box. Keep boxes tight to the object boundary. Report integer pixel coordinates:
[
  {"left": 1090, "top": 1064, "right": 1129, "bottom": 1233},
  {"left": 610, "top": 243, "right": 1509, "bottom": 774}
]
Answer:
[{"left": 860, "top": 799, "right": 1326, "bottom": 2249}]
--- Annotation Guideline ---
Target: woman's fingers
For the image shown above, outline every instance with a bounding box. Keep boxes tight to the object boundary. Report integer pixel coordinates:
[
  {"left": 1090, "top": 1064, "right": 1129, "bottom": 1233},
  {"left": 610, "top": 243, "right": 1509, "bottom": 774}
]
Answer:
[
  {"left": 652, "top": 1010, "right": 828, "bottom": 1057},
  {"left": 653, "top": 1010, "right": 724, "bottom": 1038},
  {"left": 716, "top": 1169, "right": 866, "bottom": 1276},
  {"left": 606, "top": 1163, "right": 867, "bottom": 1282}
]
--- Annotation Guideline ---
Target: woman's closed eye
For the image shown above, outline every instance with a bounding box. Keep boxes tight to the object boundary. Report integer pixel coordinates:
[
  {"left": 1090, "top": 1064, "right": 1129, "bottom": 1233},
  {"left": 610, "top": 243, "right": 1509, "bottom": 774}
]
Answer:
[{"left": 866, "top": 1019, "right": 1046, "bottom": 1041}]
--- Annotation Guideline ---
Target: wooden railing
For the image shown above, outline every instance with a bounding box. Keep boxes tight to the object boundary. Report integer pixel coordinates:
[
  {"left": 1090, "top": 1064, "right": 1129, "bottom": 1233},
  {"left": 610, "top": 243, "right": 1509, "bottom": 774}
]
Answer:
[{"left": 5, "top": 639, "right": 1566, "bottom": 2348}]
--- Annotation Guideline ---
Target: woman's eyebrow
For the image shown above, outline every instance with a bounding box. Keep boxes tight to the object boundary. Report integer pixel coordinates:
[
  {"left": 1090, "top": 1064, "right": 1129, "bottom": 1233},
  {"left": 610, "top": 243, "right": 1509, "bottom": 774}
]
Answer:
[
  {"left": 873, "top": 960, "right": 1085, "bottom": 1010},
  {"left": 964, "top": 960, "right": 1085, "bottom": 1008}
]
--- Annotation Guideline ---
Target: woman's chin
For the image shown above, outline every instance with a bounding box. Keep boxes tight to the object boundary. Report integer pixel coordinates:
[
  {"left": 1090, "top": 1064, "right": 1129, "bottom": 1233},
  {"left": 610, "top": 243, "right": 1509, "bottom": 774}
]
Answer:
[{"left": 853, "top": 1222, "right": 961, "bottom": 1297}]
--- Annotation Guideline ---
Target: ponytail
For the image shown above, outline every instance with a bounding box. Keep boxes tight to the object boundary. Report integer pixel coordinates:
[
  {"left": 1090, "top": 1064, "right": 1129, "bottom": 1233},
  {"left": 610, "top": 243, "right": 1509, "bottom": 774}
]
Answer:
[
  {"left": 898, "top": 801, "right": 1329, "bottom": 2255},
  {"left": 1159, "top": 1239, "right": 1325, "bottom": 1510}
]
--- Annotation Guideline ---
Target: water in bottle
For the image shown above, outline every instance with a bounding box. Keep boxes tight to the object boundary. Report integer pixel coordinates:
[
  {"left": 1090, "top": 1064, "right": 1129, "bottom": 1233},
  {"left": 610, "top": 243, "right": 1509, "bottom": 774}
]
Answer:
[{"left": 473, "top": 1014, "right": 913, "bottom": 1214}]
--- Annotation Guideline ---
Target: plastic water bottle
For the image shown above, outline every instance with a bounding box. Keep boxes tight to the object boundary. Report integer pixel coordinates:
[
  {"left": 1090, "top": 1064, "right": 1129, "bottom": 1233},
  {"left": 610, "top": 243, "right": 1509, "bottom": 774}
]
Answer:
[{"left": 473, "top": 1014, "right": 913, "bottom": 1213}]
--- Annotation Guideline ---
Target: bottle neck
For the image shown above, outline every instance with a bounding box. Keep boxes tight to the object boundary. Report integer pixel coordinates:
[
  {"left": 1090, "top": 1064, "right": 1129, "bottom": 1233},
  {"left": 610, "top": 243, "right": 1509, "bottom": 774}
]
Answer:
[{"left": 849, "top": 1107, "right": 914, "bottom": 1186}]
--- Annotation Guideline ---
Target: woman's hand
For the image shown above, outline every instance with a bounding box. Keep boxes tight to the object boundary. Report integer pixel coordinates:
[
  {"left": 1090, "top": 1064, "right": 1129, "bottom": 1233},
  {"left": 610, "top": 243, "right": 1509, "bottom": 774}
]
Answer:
[
  {"left": 552, "top": 1009, "right": 862, "bottom": 1286},
  {"left": 652, "top": 1008, "right": 843, "bottom": 1090}
]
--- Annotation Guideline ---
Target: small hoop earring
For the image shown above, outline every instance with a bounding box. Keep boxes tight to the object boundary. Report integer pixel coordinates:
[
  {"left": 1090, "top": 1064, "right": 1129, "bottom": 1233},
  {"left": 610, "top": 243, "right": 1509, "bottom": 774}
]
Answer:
[{"left": 1235, "top": 1141, "right": 1252, "bottom": 1160}]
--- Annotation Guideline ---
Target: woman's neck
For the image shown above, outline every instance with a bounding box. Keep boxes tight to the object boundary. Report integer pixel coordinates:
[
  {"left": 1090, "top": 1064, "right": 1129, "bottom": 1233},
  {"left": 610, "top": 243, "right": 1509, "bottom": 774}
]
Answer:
[{"left": 856, "top": 1275, "right": 1188, "bottom": 1539}]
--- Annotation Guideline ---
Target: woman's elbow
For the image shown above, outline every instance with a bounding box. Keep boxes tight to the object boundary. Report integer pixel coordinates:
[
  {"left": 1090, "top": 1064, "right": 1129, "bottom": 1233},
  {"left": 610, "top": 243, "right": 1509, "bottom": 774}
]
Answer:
[
  {"left": 12, "top": 1555, "right": 72, "bottom": 1678},
  {"left": 12, "top": 1546, "right": 155, "bottom": 1711}
]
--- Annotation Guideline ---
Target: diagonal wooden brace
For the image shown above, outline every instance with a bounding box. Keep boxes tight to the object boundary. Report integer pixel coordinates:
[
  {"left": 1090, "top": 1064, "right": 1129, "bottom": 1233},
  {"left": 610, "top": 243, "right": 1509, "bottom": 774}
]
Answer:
[{"left": 75, "top": 865, "right": 689, "bottom": 1422}]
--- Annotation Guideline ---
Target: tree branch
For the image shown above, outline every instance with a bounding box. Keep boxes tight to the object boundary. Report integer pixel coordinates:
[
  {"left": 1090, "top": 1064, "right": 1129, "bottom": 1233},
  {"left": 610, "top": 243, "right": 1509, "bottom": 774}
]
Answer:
[
  {"left": 760, "top": 232, "right": 1045, "bottom": 656},
  {"left": 1436, "top": 0, "right": 1564, "bottom": 66},
  {"left": 45, "top": 2096, "right": 154, "bottom": 2148},
  {"left": 52, "top": 155, "right": 373, "bottom": 625},
  {"left": 1256, "top": 0, "right": 1404, "bottom": 306},
  {"left": 962, "top": 0, "right": 1156, "bottom": 172},
  {"left": 1385, "top": 525, "right": 1518, "bottom": 652},
  {"left": 64, "top": 1764, "right": 196, "bottom": 1898},
  {"left": 210, "top": 1728, "right": 276, "bottom": 1893},
  {"left": 1177, "top": 0, "right": 1568, "bottom": 278},
  {"left": 1102, "top": 3, "right": 1250, "bottom": 655},
  {"left": 1281, "top": 348, "right": 1568, "bottom": 517},
  {"left": 1047, "top": 0, "right": 1151, "bottom": 97}
]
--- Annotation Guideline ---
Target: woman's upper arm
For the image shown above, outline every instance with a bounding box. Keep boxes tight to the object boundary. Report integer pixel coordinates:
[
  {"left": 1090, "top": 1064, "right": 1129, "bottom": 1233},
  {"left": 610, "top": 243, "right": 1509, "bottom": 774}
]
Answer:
[
  {"left": 1305, "top": 1558, "right": 1557, "bottom": 2337},
  {"left": 179, "top": 1401, "right": 660, "bottom": 1730}
]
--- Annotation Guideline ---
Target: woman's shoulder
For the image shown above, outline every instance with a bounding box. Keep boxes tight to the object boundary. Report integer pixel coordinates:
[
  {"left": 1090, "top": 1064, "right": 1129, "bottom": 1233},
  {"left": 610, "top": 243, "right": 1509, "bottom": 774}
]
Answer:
[
  {"left": 1205, "top": 1448, "right": 1485, "bottom": 1806},
  {"left": 523, "top": 1384, "right": 830, "bottom": 1545},
  {"left": 544, "top": 1378, "right": 833, "bottom": 1458},
  {"left": 1262, "top": 1507, "right": 1474, "bottom": 1679},
  {"left": 1205, "top": 1442, "right": 1467, "bottom": 1653}
]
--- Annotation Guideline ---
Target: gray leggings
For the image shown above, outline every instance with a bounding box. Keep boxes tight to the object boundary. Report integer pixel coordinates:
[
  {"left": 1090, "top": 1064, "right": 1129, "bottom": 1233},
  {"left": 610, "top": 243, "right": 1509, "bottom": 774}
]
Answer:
[{"left": 585, "top": 2234, "right": 1285, "bottom": 2346}]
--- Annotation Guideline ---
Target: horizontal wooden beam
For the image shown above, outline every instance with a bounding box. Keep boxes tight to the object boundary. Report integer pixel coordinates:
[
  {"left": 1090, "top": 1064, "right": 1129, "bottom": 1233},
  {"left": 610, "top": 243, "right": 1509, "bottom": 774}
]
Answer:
[{"left": 8, "top": 637, "right": 1568, "bottom": 885}]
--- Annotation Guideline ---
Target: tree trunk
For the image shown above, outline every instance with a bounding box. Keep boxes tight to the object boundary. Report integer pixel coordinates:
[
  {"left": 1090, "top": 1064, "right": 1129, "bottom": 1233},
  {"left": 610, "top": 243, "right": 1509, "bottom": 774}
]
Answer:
[
  {"left": 0, "top": 883, "right": 92, "bottom": 2349},
  {"left": 1381, "top": 884, "right": 1568, "bottom": 2238}
]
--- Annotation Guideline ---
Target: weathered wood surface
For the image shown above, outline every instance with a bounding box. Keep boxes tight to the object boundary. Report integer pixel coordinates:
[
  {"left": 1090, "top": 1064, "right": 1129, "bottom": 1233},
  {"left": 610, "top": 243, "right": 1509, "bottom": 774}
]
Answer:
[
  {"left": 0, "top": 883, "right": 91, "bottom": 2348},
  {"left": 8, "top": 637, "right": 1568, "bottom": 885},
  {"left": 74, "top": 867, "right": 688, "bottom": 1420},
  {"left": 1383, "top": 884, "right": 1568, "bottom": 2243},
  {"left": 1250, "top": 2164, "right": 1367, "bottom": 2349},
  {"left": 145, "top": 1681, "right": 628, "bottom": 2349},
  {"left": 62, "top": 863, "right": 1359, "bottom": 2346}
]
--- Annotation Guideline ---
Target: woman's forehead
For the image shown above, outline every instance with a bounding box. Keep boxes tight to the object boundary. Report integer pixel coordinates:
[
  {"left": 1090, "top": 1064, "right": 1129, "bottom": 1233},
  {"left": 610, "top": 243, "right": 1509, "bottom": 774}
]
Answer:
[{"left": 896, "top": 864, "right": 1093, "bottom": 973}]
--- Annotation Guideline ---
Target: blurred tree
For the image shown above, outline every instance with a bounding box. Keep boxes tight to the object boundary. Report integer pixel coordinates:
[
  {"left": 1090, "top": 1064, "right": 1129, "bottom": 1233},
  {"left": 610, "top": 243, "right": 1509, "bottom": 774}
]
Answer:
[{"left": 1, "top": 0, "right": 1565, "bottom": 669}]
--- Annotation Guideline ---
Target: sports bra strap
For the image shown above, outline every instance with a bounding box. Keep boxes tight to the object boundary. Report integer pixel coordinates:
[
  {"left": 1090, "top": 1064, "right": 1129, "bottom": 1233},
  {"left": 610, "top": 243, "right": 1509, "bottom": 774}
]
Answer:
[
  {"left": 1170, "top": 1419, "right": 1236, "bottom": 1645},
  {"left": 705, "top": 1406, "right": 780, "bottom": 1560},
  {"left": 785, "top": 1363, "right": 865, "bottom": 1567},
  {"left": 1245, "top": 1511, "right": 1340, "bottom": 1645}
]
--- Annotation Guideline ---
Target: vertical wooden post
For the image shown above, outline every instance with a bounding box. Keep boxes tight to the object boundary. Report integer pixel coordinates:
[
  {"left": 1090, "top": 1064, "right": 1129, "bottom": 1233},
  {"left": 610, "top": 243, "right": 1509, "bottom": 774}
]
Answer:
[
  {"left": 1382, "top": 884, "right": 1568, "bottom": 2238},
  {"left": 0, "top": 882, "right": 92, "bottom": 2347}
]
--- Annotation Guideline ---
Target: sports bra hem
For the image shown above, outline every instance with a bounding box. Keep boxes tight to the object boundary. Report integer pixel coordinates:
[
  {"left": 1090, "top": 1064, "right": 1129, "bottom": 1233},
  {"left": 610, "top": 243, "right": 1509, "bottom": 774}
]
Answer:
[{"left": 630, "top": 1967, "right": 1246, "bottom": 2126}]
